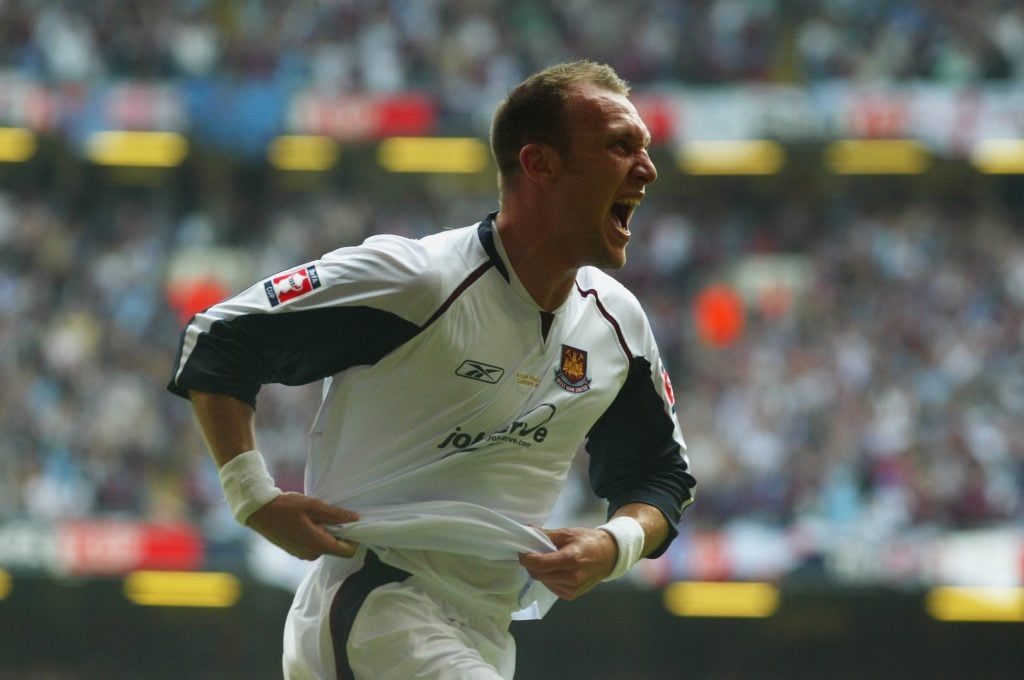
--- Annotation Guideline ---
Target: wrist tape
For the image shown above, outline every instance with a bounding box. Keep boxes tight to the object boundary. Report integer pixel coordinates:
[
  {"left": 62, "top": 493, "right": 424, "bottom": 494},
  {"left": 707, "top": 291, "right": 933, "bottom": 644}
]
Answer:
[
  {"left": 218, "top": 450, "right": 283, "bottom": 525},
  {"left": 597, "top": 516, "right": 645, "bottom": 581}
]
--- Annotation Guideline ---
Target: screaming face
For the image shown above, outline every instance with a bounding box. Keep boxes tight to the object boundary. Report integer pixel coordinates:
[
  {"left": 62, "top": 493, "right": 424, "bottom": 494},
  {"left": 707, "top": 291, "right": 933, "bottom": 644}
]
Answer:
[{"left": 555, "top": 83, "right": 658, "bottom": 270}]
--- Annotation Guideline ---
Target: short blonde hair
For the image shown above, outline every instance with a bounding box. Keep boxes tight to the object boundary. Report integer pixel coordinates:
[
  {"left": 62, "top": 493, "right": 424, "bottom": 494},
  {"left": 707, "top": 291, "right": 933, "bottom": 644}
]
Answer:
[{"left": 490, "top": 60, "right": 630, "bottom": 190}]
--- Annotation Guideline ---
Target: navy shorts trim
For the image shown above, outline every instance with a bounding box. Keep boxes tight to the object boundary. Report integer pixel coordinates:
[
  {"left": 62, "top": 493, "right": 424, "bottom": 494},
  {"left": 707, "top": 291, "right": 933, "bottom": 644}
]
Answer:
[{"left": 329, "top": 551, "right": 412, "bottom": 680}]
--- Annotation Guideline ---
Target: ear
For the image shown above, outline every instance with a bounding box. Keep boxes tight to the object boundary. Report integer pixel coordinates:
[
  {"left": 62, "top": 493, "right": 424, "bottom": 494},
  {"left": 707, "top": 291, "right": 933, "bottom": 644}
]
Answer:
[{"left": 518, "top": 143, "right": 562, "bottom": 184}]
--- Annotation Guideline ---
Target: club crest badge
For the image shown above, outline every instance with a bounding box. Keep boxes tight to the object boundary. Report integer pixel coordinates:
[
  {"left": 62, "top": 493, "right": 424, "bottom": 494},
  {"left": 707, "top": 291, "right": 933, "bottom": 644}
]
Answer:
[
  {"left": 554, "top": 344, "right": 591, "bottom": 393},
  {"left": 264, "top": 265, "right": 321, "bottom": 307}
]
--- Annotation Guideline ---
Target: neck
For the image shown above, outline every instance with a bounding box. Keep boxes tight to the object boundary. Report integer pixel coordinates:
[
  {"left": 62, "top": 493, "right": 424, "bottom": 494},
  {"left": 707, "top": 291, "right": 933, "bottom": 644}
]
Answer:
[{"left": 494, "top": 209, "right": 578, "bottom": 312}]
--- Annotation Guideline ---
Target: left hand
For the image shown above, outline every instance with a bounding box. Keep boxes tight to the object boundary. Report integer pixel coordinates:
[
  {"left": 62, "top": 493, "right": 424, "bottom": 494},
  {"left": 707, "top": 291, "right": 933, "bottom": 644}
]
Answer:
[{"left": 518, "top": 527, "right": 618, "bottom": 600}]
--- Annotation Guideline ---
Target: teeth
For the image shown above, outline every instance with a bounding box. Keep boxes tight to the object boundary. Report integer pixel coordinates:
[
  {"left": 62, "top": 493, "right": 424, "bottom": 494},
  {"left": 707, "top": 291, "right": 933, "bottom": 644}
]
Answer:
[{"left": 616, "top": 198, "right": 642, "bottom": 208}]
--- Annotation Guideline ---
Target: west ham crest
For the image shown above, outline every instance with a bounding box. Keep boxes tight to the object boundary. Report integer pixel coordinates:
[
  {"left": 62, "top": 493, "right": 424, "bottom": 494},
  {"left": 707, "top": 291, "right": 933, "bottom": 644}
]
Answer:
[{"left": 554, "top": 344, "right": 591, "bottom": 393}]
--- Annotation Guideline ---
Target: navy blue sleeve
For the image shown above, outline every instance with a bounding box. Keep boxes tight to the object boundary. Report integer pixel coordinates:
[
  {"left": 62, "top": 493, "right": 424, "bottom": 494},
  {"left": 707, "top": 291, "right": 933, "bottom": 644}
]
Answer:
[
  {"left": 585, "top": 357, "right": 696, "bottom": 558},
  {"left": 168, "top": 306, "right": 419, "bottom": 408}
]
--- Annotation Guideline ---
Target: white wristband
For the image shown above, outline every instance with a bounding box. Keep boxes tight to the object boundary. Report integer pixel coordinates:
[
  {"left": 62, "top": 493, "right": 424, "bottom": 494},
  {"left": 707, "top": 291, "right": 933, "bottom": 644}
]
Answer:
[
  {"left": 218, "top": 450, "right": 283, "bottom": 525},
  {"left": 597, "top": 516, "right": 645, "bottom": 581}
]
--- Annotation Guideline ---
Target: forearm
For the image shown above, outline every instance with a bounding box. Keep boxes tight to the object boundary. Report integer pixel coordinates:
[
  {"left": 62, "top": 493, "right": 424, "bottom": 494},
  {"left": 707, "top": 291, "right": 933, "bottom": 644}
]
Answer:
[
  {"left": 189, "top": 389, "right": 258, "bottom": 466},
  {"left": 609, "top": 501, "right": 670, "bottom": 558},
  {"left": 185, "top": 391, "right": 357, "bottom": 560},
  {"left": 184, "top": 389, "right": 284, "bottom": 525}
]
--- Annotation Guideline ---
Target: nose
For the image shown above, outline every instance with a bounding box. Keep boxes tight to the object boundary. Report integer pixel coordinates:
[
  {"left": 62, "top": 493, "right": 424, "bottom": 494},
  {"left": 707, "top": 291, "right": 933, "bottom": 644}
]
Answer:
[{"left": 635, "top": 149, "right": 657, "bottom": 185}]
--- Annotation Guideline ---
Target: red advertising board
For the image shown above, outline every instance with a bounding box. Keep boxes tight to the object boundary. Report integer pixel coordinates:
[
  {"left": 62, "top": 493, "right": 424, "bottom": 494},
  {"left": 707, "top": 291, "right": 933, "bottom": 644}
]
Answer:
[
  {"left": 58, "top": 520, "right": 203, "bottom": 575},
  {"left": 288, "top": 91, "right": 437, "bottom": 139}
]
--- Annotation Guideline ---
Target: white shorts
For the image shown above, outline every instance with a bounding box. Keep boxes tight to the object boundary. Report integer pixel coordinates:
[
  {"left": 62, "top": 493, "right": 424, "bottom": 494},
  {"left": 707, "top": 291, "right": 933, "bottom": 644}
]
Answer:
[{"left": 284, "top": 551, "right": 516, "bottom": 680}]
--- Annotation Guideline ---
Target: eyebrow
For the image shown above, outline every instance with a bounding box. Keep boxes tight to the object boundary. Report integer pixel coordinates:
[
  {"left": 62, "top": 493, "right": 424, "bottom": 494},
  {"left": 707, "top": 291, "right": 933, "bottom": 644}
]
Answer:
[{"left": 611, "top": 122, "right": 651, "bottom": 148}]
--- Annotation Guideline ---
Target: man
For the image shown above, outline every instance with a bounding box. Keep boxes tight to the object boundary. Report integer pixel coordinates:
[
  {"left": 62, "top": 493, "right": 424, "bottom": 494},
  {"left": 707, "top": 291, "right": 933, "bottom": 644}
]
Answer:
[{"left": 168, "top": 60, "right": 695, "bottom": 679}]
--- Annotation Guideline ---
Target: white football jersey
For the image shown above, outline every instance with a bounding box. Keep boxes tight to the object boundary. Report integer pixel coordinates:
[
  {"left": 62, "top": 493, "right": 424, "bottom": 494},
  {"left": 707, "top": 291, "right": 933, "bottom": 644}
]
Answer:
[{"left": 170, "top": 214, "right": 695, "bottom": 617}]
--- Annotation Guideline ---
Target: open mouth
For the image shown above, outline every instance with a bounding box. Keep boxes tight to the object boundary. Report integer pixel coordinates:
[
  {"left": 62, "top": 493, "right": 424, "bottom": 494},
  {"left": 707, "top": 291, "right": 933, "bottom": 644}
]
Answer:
[{"left": 611, "top": 198, "right": 641, "bottom": 235}]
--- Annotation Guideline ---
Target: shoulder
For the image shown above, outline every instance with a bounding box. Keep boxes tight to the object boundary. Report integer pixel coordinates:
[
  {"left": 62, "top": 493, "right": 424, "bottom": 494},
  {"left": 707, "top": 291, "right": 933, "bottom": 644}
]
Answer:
[
  {"left": 325, "top": 232, "right": 433, "bottom": 276},
  {"left": 306, "top": 233, "right": 442, "bottom": 324},
  {"left": 322, "top": 224, "right": 480, "bottom": 288},
  {"left": 315, "top": 223, "right": 487, "bottom": 322},
  {"left": 576, "top": 267, "right": 645, "bottom": 319},
  {"left": 418, "top": 223, "right": 487, "bottom": 266},
  {"left": 575, "top": 267, "right": 655, "bottom": 353}
]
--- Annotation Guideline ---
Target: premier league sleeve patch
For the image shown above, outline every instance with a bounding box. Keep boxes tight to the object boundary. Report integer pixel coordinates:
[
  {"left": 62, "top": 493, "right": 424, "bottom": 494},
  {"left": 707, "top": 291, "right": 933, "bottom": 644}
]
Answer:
[{"left": 263, "top": 264, "right": 321, "bottom": 307}]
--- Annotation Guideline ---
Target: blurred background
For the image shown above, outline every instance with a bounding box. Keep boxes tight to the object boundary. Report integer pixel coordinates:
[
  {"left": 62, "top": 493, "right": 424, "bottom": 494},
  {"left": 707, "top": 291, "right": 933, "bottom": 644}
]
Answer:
[{"left": 1, "top": 1, "right": 1023, "bottom": 678}]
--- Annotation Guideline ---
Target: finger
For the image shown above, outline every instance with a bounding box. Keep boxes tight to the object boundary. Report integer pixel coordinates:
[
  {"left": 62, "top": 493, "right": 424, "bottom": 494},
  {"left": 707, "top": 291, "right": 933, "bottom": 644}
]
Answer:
[
  {"left": 308, "top": 500, "right": 360, "bottom": 524},
  {"left": 522, "top": 565, "right": 576, "bottom": 588},
  {"left": 518, "top": 552, "right": 552, "bottom": 572},
  {"left": 518, "top": 552, "right": 537, "bottom": 567},
  {"left": 537, "top": 580, "right": 574, "bottom": 601},
  {"left": 325, "top": 538, "right": 360, "bottom": 559},
  {"left": 519, "top": 549, "right": 571, "bottom": 572},
  {"left": 305, "top": 520, "right": 360, "bottom": 557},
  {"left": 273, "top": 537, "right": 319, "bottom": 562},
  {"left": 521, "top": 562, "right": 551, "bottom": 581},
  {"left": 541, "top": 528, "right": 574, "bottom": 547},
  {"left": 527, "top": 572, "right": 573, "bottom": 590},
  {"left": 529, "top": 565, "right": 584, "bottom": 585}
]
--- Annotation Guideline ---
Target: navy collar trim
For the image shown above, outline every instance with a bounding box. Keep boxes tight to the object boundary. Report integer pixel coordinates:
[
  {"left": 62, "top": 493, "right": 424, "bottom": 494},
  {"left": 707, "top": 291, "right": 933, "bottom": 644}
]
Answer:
[{"left": 476, "top": 212, "right": 510, "bottom": 282}]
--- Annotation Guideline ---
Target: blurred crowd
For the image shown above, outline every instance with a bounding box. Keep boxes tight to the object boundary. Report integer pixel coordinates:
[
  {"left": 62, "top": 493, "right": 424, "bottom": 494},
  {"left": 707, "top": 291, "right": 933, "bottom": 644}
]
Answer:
[
  {"left": 665, "top": 193, "right": 1024, "bottom": 535},
  {"left": 1, "top": 0, "right": 1023, "bottom": 553},
  {"left": 1, "top": 0, "right": 1023, "bottom": 97}
]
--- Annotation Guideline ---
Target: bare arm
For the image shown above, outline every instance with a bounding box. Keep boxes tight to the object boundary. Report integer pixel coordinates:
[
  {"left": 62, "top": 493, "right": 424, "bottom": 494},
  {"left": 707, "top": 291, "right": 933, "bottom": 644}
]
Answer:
[
  {"left": 190, "top": 390, "right": 360, "bottom": 561},
  {"left": 190, "top": 390, "right": 259, "bottom": 465},
  {"left": 518, "top": 502, "right": 669, "bottom": 601}
]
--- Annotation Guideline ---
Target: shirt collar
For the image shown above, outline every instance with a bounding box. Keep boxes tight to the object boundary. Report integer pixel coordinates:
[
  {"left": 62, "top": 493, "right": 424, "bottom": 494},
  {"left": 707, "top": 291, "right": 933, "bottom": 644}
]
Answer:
[{"left": 476, "top": 212, "right": 510, "bottom": 282}]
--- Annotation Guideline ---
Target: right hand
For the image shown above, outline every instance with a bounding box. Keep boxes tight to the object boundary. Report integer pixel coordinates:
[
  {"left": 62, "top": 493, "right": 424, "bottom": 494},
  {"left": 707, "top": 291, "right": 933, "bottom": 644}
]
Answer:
[{"left": 246, "top": 492, "right": 360, "bottom": 561}]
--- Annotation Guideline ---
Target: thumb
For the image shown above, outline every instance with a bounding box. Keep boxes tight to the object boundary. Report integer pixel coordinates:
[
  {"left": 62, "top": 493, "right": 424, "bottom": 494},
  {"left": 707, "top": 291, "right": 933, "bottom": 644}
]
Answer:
[{"left": 542, "top": 527, "right": 573, "bottom": 548}]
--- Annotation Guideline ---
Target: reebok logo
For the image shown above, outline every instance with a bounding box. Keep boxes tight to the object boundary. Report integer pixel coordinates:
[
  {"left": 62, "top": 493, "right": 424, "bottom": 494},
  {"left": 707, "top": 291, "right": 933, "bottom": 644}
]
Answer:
[{"left": 455, "top": 359, "right": 505, "bottom": 384}]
